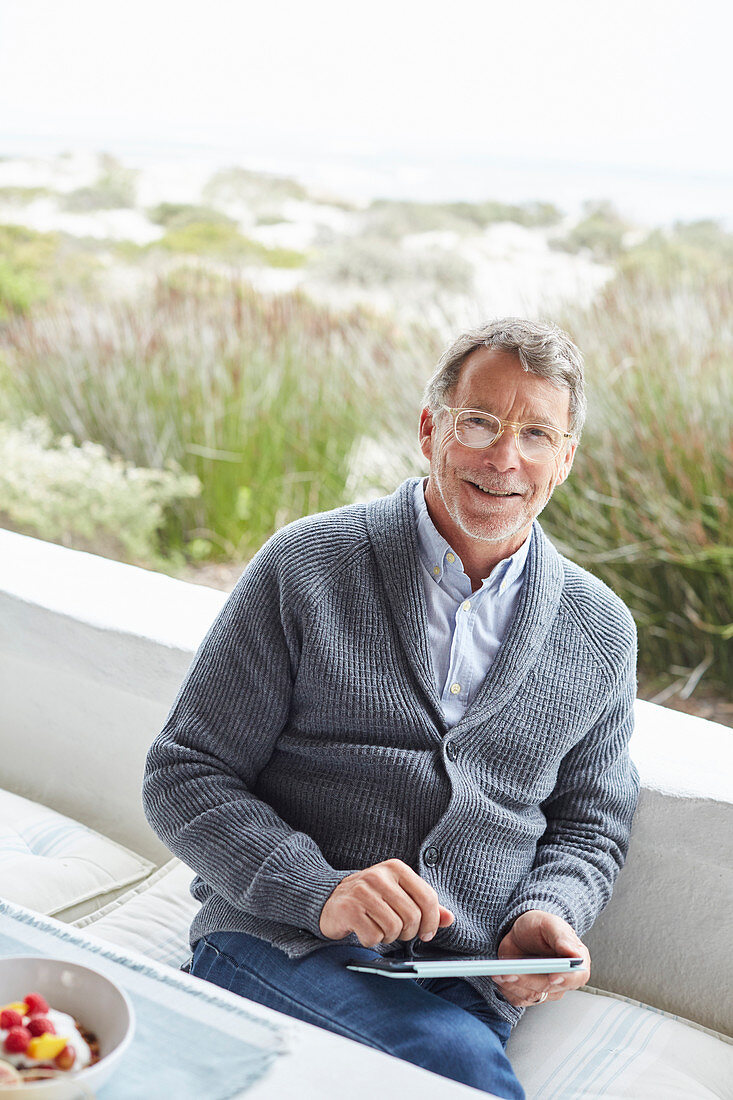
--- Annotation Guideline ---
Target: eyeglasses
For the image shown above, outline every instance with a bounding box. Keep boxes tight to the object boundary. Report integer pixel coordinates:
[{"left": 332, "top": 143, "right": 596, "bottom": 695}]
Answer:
[{"left": 441, "top": 406, "right": 574, "bottom": 463}]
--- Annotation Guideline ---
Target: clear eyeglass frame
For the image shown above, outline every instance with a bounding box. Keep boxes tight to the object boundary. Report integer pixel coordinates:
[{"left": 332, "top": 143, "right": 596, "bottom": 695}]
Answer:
[{"left": 440, "top": 405, "right": 574, "bottom": 463}]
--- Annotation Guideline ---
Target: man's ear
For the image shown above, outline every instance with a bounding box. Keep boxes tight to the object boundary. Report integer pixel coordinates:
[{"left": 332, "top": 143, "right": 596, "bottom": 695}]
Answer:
[
  {"left": 418, "top": 407, "right": 435, "bottom": 463},
  {"left": 554, "top": 440, "right": 577, "bottom": 487}
]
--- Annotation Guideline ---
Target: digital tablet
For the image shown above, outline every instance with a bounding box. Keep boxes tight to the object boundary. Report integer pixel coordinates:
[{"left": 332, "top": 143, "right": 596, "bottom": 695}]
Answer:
[{"left": 345, "top": 956, "right": 587, "bottom": 979}]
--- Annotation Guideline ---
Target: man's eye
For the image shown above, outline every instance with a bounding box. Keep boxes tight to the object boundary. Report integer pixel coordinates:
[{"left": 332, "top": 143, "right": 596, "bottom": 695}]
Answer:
[{"left": 524, "top": 426, "right": 554, "bottom": 440}]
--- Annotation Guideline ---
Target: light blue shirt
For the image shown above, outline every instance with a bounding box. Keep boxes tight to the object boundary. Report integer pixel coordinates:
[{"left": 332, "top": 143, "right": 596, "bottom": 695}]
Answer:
[{"left": 413, "top": 479, "right": 531, "bottom": 727}]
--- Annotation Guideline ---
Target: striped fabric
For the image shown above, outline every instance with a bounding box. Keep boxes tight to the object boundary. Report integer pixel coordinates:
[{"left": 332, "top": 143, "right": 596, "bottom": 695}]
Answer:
[
  {"left": 0, "top": 788, "right": 153, "bottom": 921},
  {"left": 507, "top": 987, "right": 732, "bottom": 1098},
  {"left": 74, "top": 858, "right": 198, "bottom": 966},
  {"left": 1, "top": 899, "right": 283, "bottom": 1100},
  {"left": 80, "top": 856, "right": 733, "bottom": 1098}
]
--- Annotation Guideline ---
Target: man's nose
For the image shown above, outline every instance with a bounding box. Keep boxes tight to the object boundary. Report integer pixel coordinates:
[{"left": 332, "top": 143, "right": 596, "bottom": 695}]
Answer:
[{"left": 483, "top": 427, "right": 521, "bottom": 469}]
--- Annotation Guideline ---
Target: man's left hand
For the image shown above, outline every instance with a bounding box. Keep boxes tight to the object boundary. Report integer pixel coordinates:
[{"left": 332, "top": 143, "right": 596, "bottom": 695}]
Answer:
[{"left": 492, "top": 910, "right": 591, "bottom": 1008}]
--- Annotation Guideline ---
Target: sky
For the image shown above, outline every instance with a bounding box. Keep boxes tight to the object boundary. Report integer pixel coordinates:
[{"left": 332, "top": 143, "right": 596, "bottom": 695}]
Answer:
[{"left": 1, "top": 0, "right": 731, "bottom": 222}]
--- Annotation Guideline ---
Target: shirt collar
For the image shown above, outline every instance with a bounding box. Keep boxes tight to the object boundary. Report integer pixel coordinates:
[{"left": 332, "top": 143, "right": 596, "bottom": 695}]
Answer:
[{"left": 412, "top": 478, "right": 532, "bottom": 589}]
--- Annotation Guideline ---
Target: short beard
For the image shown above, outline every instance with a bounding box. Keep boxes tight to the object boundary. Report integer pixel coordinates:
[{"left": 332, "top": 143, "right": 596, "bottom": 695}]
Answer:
[{"left": 432, "top": 465, "right": 556, "bottom": 545}]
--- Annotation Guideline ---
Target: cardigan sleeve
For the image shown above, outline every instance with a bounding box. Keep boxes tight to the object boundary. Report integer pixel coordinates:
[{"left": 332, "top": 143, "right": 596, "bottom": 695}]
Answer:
[
  {"left": 494, "top": 633, "right": 639, "bottom": 945},
  {"left": 142, "top": 536, "right": 349, "bottom": 939}
]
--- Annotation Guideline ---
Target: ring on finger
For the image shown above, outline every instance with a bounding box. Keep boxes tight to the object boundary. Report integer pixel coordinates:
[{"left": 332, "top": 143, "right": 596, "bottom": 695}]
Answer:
[{"left": 537, "top": 991, "right": 548, "bottom": 1004}]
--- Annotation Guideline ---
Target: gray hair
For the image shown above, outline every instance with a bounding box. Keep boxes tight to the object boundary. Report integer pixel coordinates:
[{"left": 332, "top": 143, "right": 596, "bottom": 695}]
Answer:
[{"left": 423, "top": 318, "right": 586, "bottom": 438}]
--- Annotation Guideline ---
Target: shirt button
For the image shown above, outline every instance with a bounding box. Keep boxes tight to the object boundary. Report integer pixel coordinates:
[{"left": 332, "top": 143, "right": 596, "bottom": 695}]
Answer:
[
  {"left": 433, "top": 566, "right": 440, "bottom": 576},
  {"left": 446, "top": 552, "right": 455, "bottom": 564},
  {"left": 445, "top": 741, "right": 457, "bottom": 761},
  {"left": 449, "top": 682, "right": 461, "bottom": 695},
  {"left": 423, "top": 846, "right": 440, "bottom": 867},
  {"left": 462, "top": 601, "right": 471, "bottom": 612}
]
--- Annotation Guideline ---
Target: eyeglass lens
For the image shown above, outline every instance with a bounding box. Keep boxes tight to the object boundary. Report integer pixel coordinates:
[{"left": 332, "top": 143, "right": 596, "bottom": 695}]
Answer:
[{"left": 455, "top": 411, "right": 562, "bottom": 460}]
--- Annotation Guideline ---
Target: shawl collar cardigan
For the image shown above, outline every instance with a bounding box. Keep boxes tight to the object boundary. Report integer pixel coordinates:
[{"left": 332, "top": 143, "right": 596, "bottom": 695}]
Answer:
[
  {"left": 144, "top": 478, "right": 638, "bottom": 1025},
  {"left": 366, "top": 481, "right": 565, "bottom": 727}
]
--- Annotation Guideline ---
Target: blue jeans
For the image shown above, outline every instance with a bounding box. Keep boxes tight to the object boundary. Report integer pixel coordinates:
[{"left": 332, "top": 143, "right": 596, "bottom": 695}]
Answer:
[{"left": 191, "top": 932, "right": 525, "bottom": 1099}]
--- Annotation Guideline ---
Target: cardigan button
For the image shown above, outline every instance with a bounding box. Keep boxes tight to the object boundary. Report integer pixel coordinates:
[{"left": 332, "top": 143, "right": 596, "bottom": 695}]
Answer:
[
  {"left": 445, "top": 741, "right": 457, "bottom": 762},
  {"left": 423, "top": 846, "right": 440, "bottom": 867}
]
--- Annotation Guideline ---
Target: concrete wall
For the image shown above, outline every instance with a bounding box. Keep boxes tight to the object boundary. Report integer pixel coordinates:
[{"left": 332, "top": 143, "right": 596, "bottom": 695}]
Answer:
[{"left": 1, "top": 529, "right": 731, "bottom": 1034}]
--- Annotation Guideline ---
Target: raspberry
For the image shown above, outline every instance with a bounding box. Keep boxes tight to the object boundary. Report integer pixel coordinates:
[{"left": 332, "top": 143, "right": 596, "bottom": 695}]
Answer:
[
  {"left": 0, "top": 1009, "right": 23, "bottom": 1029},
  {"left": 4, "top": 1026, "right": 31, "bottom": 1054},
  {"left": 28, "top": 1017, "right": 55, "bottom": 1037},
  {"left": 24, "top": 993, "right": 49, "bottom": 1016},
  {"left": 55, "top": 1045, "right": 76, "bottom": 1071}
]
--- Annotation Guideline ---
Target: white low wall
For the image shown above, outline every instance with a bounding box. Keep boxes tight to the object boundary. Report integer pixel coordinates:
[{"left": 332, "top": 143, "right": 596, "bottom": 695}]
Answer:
[{"left": 1, "top": 529, "right": 731, "bottom": 1035}]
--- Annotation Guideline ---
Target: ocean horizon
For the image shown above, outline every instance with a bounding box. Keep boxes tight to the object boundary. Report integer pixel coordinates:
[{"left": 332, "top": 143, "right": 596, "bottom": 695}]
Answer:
[{"left": 1, "top": 131, "right": 731, "bottom": 230}]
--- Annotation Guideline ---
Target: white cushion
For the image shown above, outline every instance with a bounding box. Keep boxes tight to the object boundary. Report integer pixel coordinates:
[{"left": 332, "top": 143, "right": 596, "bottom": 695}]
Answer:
[
  {"left": 74, "top": 857, "right": 198, "bottom": 965},
  {"left": 508, "top": 986, "right": 733, "bottom": 1099},
  {"left": 77, "top": 860, "right": 733, "bottom": 1098},
  {"left": 0, "top": 788, "right": 154, "bottom": 921}
]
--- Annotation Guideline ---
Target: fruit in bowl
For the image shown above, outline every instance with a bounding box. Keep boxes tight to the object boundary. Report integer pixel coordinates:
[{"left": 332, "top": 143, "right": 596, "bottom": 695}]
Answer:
[{"left": 0, "top": 957, "right": 133, "bottom": 1098}]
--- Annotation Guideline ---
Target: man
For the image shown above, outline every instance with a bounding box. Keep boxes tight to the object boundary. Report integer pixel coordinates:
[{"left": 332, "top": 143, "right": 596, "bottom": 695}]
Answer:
[{"left": 143, "top": 318, "right": 639, "bottom": 1099}]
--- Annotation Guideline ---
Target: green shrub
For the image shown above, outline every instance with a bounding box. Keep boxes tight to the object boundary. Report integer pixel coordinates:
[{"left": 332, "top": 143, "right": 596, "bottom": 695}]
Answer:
[
  {"left": 61, "top": 153, "right": 137, "bottom": 211},
  {"left": 0, "top": 225, "right": 58, "bottom": 318},
  {"left": 620, "top": 220, "right": 733, "bottom": 284},
  {"left": 153, "top": 221, "right": 305, "bottom": 267},
  {"left": 543, "top": 269, "right": 732, "bottom": 692},
  {"left": 202, "top": 166, "right": 308, "bottom": 214},
  {"left": 0, "top": 186, "right": 53, "bottom": 204},
  {"left": 0, "top": 418, "right": 200, "bottom": 564},
  {"left": 256, "top": 213, "right": 292, "bottom": 226},
  {"left": 455, "top": 199, "right": 563, "bottom": 229},
  {"left": 551, "top": 200, "right": 630, "bottom": 261},
  {"left": 311, "top": 238, "right": 474, "bottom": 292},
  {"left": 147, "top": 203, "right": 235, "bottom": 229},
  {"left": 364, "top": 199, "right": 563, "bottom": 238}
]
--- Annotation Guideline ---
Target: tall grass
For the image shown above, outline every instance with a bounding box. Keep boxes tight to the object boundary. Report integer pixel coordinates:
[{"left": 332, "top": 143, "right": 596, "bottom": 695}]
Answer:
[
  {"left": 544, "top": 270, "right": 732, "bottom": 692},
  {"left": 1, "top": 262, "right": 729, "bottom": 694},
  {"left": 1, "top": 272, "right": 435, "bottom": 558}
]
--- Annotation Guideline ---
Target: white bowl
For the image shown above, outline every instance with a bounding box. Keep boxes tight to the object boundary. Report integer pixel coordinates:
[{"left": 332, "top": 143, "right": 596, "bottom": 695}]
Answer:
[{"left": 0, "top": 956, "right": 134, "bottom": 1098}]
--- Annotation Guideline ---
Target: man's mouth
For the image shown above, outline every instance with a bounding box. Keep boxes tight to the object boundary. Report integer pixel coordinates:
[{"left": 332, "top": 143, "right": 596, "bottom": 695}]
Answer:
[{"left": 467, "top": 481, "right": 521, "bottom": 497}]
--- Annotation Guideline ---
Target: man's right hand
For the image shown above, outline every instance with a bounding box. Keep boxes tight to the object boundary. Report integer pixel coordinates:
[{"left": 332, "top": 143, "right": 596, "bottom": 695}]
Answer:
[{"left": 319, "top": 858, "right": 455, "bottom": 947}]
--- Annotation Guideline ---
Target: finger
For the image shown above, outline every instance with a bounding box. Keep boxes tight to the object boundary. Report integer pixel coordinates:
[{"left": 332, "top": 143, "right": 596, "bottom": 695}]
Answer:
[
  {"left": 366, "top": 893, "right": 420, "bottom": 943},
  {"left": 363, "top": 880, "right": 426, "bottom": 940},
  {"left": 337, "top": 884, "right": 403, "bottom": 944},
  {"left": 507, "top": 989, "right": 565, "bottom": 1005},
  {"left": 549, "top": 967, "right": 588, "bottom": 992},
  {"left": 353, "top": 912, "right": 389, "bottom": 948},
  {"left": 531, "top": 989, "right": 562, "bottom": 1006},
  {"left": 541, "top": 981, "right": 572, "bottom": 998},
  {"left": 515, "top": 989, "right": 557, "bottom": 1008},
  {"left": 358, "top": 868, "right": 450, "bottom": 942},
  {"left": 556, "top": 927, "right": 585, "bottom": 956},
  {"left": 347, "top": 877, "right": 419, "bottom": 940},
  {"left": 508, "top": 910, "right": 580, "bottom": 957},
  {"left": 540, "top": 914, "right": 585, "bottom": 959},
  {"left": 493, "top": 977, "right": 551, "bottom": 1002},
  {"left": 491, "top": 985, "right": 530, "bottom": 1008},
  {"left": 392, "top": 866, "right": 443, "bottom": 940},
  {"left": 491, "top": 974, "right": 520, "bottom": 987}
]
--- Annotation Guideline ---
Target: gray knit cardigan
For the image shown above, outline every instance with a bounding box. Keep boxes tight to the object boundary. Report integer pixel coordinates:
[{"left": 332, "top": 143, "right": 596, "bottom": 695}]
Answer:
[{"left": 143, "top": 478, "right": 639, "bottom": 1024}]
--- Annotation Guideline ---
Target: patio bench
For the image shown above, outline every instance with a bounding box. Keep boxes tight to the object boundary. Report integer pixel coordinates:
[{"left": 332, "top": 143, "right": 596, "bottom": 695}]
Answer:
[{"left": 1, "top": 528, "right": 731, "bottom": 1097}]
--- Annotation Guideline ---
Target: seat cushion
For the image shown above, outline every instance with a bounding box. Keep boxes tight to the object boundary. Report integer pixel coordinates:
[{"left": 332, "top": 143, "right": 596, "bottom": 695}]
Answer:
[
  {"left": 73, "top": 857, "right": 199, "bottom": 965},
  {"left": 0, "top": 788, "right": 154, "bottom": 921},
  {"left": 78, "top": 859, "right": 733, "bottom": 1098},
  {"left": 507, "top": 986, "right": 733, "bottom": 1099}
]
